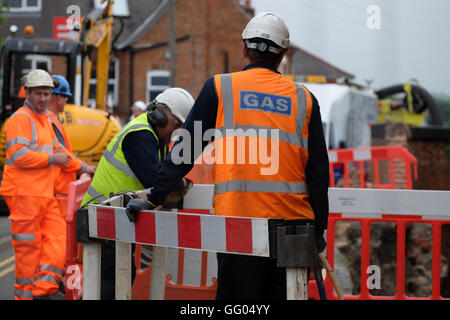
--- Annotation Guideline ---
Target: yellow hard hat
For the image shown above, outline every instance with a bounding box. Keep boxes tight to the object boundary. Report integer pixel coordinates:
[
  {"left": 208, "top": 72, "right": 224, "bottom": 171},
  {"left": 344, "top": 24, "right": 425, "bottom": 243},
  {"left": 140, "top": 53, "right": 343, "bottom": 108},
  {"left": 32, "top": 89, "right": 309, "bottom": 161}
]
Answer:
[{"left": 24, "top": 69, "right": 54, "bottom": 88}]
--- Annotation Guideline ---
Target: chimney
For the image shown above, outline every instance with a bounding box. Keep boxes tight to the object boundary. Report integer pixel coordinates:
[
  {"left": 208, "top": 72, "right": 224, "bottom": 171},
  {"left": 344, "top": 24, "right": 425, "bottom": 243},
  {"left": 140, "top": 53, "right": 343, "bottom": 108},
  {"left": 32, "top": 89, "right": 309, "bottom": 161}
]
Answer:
[{"left": 242, "top": 0, "right": 255, "bottom": 17}]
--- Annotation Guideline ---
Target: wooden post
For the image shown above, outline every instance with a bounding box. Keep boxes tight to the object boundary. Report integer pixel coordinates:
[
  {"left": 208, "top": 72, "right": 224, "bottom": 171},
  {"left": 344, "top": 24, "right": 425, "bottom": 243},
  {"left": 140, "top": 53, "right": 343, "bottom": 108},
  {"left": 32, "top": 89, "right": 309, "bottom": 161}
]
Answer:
[
  {"left": 286, "top": 267, "right": 308, "bottom": 300},
  {"left": 149, "top": 246, "right": 168, "bottom": 300},
  {"left": 115, "top": 241, "right": 132, "bottom": 300},
  {"left": 82, "top": 242, "right": 102, "bottom": 300}
]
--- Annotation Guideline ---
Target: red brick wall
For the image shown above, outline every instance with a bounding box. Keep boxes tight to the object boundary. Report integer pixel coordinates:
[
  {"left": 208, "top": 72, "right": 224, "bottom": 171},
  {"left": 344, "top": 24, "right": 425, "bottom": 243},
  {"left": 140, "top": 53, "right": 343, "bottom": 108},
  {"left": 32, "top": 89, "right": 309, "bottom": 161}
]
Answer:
[
  {"left": 117, "top": 0, "right": 251, "bottom": 120},
  {"left": 372, "top": 123, "right": 450, "bottom": 191}
]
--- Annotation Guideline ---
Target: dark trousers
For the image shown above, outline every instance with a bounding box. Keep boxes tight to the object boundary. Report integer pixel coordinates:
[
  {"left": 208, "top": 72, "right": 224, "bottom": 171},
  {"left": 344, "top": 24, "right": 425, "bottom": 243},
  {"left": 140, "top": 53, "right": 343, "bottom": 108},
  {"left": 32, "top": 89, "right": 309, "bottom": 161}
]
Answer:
[
  {"left": 100, "top": 241, "right": 136, "bottom": 300},
  {"left": 216, "top": 253, "right": 286, "bottom": 300}
]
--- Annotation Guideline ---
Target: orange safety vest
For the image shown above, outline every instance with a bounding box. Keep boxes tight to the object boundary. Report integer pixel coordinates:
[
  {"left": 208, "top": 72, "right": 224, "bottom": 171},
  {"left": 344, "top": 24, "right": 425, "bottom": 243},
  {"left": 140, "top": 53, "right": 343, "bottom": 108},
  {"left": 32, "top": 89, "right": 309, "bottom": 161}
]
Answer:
[
  {"left": 48, "top": 111, "right": 83, "bottom": 202},
  {"left": 213, "top": 68, "right": 315, "bottom": 220},
  {"left": 0, "top": 102, "right": 67, "bottom": 198}
]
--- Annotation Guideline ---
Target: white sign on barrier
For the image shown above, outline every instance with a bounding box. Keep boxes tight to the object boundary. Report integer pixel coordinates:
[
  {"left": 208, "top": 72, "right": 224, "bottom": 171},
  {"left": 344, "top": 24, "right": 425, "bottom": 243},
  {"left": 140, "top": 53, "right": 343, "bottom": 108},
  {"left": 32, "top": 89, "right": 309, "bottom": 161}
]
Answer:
[{"left": 329, "top": 188, "right": 450, "bottom": 219}]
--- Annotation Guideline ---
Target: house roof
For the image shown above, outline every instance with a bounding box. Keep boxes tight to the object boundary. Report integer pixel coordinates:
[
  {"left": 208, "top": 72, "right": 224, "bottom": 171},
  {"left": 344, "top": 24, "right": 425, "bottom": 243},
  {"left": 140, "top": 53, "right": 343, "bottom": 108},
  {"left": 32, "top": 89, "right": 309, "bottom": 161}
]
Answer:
[
  {"left": 114, "top": 0, "right": 253, "bottom": 50},
  {"left": 0, "top": 0, "right": 92, "bottom": 39},
  {"left": 291, "top": 45, "right": 354, "bottom": 80},
  {"left": 113, "top": 0, "right": 165, "bottom": 50}
]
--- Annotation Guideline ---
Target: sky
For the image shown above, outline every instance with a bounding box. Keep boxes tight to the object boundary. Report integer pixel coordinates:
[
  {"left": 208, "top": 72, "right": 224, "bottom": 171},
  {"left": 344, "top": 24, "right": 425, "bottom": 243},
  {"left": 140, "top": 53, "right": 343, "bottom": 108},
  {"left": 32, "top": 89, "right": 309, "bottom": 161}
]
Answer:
[{"left": 251, "top": 0, "right": 450, "bottom": 96}]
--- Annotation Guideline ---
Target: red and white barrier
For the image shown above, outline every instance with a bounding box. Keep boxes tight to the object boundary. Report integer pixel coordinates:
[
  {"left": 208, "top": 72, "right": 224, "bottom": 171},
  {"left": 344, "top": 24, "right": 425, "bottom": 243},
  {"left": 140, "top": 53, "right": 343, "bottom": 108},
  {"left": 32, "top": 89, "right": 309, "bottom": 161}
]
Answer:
[{"left": 88, "top": 205, "right": 270, "bottom": 257}]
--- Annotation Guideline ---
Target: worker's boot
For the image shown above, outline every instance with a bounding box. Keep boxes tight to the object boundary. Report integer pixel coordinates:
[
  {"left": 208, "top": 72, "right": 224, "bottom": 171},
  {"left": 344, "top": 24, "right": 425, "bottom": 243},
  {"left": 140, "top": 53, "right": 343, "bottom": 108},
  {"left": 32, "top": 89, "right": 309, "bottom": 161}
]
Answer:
[{"left": 33, "top": 290, "right": 66, "bottom": 300}]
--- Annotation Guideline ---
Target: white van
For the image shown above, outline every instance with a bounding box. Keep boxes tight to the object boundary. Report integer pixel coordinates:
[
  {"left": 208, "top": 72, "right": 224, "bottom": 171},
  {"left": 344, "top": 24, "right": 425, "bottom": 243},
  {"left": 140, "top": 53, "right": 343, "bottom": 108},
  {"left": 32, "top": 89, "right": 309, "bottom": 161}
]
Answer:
[{"left": 303, "top": 83, "right": 378, "bottom": 149}]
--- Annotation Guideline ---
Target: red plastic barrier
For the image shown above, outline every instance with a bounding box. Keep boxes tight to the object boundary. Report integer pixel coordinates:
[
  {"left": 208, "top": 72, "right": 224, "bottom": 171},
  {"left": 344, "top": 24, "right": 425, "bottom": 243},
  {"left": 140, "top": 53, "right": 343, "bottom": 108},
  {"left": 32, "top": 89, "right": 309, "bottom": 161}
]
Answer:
[
  {"left": 328, "top": 145, "right": 418, "bottom": 189},
  {"left": 65, "top": 177, "right": 91, "bottom": 300},
  {"left": 308, "top": 213, "right": 450, "bottom": 300},
  {"left": 132, "top": 208, "right": 218, "bottom": 300}
]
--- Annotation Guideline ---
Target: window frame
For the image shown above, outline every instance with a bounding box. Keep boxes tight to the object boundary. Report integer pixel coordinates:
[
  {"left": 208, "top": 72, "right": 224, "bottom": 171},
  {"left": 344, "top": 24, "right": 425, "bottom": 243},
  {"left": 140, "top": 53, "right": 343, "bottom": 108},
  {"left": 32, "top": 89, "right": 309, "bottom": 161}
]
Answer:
[
  {"left": 146, "top": 69, "right": 170, "bottom": 103},
  {"left": 3, "top": 0, "right": 42, "bottom": 13}
]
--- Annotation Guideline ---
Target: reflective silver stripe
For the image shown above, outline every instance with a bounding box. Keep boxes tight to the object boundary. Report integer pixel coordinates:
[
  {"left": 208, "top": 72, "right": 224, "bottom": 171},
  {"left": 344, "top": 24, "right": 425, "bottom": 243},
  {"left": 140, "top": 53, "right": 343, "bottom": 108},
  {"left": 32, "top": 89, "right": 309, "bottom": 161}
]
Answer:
[
  {"left": 296, "top": 84, "right": 308, "bottom": 136},
  {"left": 214, "top": 180, "right": 309, "bottom": 195},
  {"left": 110, "top": 124, "right": 149, "bottom": 155},
  {"left": 10, "top": 146, "right": 29, "bottom": 161},
  {"left": 35, "top": 145, "right": 53, "bottom": 152},
  {"left": 9, "top": 144, "right": 53, "bottom": 163},
  {"left": 14, "top": 289, "right": 33, "bottom": 299},
  {"left": 12, "top": 233, "right": 35, "bottom": 241},
  {"left": 48, "top": 154, "right": 54, "bottom": 166},
  {"left": 102, "top": 123, "right": 149, "bottom": 179},
  {"left": 35, "top": 274, "right": 60, "bottom": 284},
  {"left": 6, "top": 137, "right": 31, "bottom": 151},
  {"left": 55, "top": 192, "right": 68, "bottom": 200},
  {"left": 53, "top": 137, "right": 65, "bottom": 152},
  {"left": 40, "top": 264, "right": 65, "bottom": 277},
  {"left": 16, "top": 278, "right": 34, "bottom": 286},
  {"left": 55, "top": 145, "right": 64, "bottom": 153},
  {"left": 10, "top": 110, "right": 38, "bottom": 148},
  {"left": 6, "top": 109, "right": 53, "bottom": 166},
  {"left": 103, "top": 150, "right": 138, "bottom": 179},
  {"left": 87, "top": 185, "right": 108, "bottom": 203},
  {"left": 220, "top": 74, "right": 234, "bottom": 128}
]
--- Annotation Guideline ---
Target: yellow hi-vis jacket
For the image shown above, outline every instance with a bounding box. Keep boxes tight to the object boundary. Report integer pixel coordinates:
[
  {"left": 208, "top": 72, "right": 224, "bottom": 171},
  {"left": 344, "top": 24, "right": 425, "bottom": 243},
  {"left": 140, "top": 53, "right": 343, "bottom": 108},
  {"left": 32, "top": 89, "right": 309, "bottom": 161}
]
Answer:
[{"left": 82, "top": 113, "right": 167, "bottom": 206}]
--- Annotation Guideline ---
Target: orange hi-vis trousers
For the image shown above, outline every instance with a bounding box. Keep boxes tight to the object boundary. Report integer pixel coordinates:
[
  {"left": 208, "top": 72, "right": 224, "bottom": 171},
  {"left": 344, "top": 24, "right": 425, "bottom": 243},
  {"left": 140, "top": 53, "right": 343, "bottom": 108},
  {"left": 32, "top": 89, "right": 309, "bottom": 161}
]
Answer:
[{"left": 5, "top": 196, "right": 66, "bottom": 300}]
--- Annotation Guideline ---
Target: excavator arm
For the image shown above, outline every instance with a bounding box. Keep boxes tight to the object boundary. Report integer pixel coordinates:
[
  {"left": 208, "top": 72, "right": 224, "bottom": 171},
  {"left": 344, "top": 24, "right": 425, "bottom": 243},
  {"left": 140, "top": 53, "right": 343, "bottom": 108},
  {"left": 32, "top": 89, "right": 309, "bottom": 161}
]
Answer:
[{"left": 79, "top": 0, "right": 115, "bottom": 111}]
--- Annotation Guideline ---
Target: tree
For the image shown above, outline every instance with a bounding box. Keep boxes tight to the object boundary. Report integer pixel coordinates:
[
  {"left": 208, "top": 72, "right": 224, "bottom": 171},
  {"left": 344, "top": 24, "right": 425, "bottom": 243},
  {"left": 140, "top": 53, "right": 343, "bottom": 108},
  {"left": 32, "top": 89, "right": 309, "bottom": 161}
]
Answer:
[{"left": 0, "top": 0, "right": 9, "bottom": 48}]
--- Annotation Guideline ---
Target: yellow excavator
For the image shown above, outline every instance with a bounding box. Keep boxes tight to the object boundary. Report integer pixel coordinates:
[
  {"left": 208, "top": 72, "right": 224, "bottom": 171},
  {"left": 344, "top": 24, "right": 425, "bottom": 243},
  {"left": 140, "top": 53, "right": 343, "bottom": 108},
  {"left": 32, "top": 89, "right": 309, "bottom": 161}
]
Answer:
[{"left": 0, "top": 0, "right": 121, "bottom": 168}]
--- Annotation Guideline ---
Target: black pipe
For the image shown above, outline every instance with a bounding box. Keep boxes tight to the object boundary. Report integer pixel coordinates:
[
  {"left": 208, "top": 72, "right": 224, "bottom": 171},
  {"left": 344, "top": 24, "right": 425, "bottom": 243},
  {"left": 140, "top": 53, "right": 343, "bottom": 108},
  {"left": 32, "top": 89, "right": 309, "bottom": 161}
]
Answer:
[{"left": 375, "top": 84, "right": 443, "bottom": 126}]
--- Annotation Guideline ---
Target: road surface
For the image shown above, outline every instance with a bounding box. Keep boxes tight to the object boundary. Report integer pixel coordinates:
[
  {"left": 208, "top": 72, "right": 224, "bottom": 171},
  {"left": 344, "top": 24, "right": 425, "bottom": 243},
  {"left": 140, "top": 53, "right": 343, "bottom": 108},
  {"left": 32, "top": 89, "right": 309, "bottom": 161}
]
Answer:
[{"left": 0, "top": 216, "right": 14, "bottom": 300}]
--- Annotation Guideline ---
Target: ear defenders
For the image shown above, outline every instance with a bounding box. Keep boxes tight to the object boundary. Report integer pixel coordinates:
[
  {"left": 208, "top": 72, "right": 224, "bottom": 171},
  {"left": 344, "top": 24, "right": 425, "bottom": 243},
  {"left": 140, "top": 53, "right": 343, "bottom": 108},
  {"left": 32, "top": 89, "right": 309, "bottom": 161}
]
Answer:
[{"left": 147, "top": 101, "right": 168, "bottom": 127}]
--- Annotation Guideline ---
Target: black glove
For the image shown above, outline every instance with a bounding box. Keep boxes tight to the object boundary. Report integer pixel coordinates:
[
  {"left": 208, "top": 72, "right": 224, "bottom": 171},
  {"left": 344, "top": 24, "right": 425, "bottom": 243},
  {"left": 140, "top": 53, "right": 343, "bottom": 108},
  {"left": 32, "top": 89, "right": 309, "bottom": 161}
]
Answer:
[
  {"left": 315, "top": 229, "right": 327, "bottom": 253},
  {"left": 164, "top": 178, "right": 194, "bottom": 204},
  {"left": 125, "top": 199, "right": 156, "bottom": 223}
]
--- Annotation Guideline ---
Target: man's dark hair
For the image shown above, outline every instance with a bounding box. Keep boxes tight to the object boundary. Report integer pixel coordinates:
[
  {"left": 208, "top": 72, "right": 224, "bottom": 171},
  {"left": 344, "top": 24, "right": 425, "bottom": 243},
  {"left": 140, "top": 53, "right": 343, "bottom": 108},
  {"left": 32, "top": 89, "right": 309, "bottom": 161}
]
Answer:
[{"left": 244, "top": 38, "right": 285, "bottom": 66}]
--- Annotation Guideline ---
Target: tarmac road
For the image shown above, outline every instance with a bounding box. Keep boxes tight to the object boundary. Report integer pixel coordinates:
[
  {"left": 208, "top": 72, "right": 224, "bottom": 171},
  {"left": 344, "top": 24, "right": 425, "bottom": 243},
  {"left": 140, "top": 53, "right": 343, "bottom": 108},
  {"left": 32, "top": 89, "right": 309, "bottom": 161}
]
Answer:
[{"left": 0, "top": 216, "right": 14, "bottom": 300}]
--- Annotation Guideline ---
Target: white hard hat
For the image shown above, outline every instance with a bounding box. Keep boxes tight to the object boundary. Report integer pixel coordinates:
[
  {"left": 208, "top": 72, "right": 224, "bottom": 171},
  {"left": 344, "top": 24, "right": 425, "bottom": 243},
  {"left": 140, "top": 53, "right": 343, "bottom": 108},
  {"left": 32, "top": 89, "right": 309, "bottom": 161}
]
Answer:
[
  {"left": 242, "top": 12, "right": 290, "bottom": 49},
  {"left": 24, "top": 69, "right": 54, "bottom": 88},
  {"left": 131, "top": 100, "right": 147, "bottom": 111},
  {"left": 155, "top": 88, "right": 194, "bottom": 123}
]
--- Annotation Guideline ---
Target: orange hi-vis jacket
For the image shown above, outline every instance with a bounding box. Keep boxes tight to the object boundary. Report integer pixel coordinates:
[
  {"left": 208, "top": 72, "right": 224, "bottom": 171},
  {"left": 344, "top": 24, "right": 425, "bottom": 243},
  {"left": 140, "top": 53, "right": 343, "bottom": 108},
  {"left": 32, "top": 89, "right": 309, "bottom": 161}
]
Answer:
[
  {"left": 48, "top": 111, "right": 85, "bottom": 211},
  {"left": 213, "top": 68, "right": 315, "bottom": 220},
  {"left": 0, "top": 102, "right": 71, "bottom": 198}
]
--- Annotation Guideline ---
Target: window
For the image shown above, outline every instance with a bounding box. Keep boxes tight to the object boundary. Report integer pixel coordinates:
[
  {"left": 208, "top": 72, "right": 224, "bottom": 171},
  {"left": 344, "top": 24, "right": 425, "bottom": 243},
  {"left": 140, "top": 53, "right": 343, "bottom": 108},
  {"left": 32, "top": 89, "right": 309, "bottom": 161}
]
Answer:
[
  {"left": 3, "top": 0, "right": 41, "bottom": 12},
  {"left": 147, "top": 70, "right": 170, "bottom": 103},
  {"left": 22, "top": 54, "right": 51, "bottom": 75},
  {"left": 9, "top": 54, "right": 51, "bottom": 97},
  {"left": 88, "top": 58, "right": 119, "bottom": 108}
]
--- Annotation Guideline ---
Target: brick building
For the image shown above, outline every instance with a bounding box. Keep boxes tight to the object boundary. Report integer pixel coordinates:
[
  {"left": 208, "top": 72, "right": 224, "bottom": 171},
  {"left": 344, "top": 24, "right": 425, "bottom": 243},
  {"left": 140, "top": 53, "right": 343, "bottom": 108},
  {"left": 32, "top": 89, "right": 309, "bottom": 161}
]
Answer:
[{"left": 1, "top": 0, "right": 354, "bottom": 120}]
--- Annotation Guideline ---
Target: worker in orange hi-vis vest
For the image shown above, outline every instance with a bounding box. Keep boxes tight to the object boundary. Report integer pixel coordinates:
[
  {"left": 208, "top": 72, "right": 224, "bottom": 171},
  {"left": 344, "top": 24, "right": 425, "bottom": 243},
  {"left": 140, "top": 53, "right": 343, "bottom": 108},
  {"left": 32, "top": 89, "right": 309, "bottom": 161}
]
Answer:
[
  {"left": 47, "top": 75, "right": 96, "bottom": 218},
  {"left": 126, "top": 12, "right": 329, "bottom": 300},
  {"left": 0, "top": 69, "right": 73, "bottom": 300}
]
